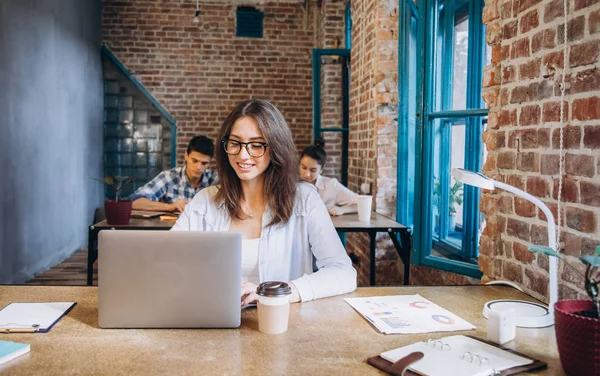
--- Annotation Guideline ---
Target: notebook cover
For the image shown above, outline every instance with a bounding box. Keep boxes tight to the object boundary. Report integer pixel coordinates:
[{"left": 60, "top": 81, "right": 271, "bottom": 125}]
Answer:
[{"left": 367, "top": 335, "right": 547, "bottom": 376}]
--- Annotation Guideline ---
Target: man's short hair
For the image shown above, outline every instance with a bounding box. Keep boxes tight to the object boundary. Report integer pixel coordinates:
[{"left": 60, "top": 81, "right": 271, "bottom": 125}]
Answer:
[{"left": 187, "top": 136, "right": 214, "bottom": 157}]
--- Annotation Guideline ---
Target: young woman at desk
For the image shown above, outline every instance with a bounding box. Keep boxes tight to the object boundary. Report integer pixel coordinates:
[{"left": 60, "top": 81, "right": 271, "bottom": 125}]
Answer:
[
  {"left": 172, "top": 99, "right": 357, "bottom": 305},
  {"left": 299, "top": 138, "right": 358, "bottom": 216}
]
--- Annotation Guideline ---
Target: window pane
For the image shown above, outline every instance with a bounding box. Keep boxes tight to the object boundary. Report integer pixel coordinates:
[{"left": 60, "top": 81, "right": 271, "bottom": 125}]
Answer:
[{"left": 452, "top": 17, "right": 469, "bottom": 110}]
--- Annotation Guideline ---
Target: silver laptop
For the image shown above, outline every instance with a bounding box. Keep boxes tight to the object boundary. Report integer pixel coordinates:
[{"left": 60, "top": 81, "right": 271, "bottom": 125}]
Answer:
[{"left": 98, "top": 230, "right": 242, "bottom": 329}]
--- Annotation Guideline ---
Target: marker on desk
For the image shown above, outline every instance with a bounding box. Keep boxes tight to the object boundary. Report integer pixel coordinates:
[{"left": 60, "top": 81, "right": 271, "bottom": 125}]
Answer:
[{"left": 0, "top": 324, "right": 39, "bottom": 334}]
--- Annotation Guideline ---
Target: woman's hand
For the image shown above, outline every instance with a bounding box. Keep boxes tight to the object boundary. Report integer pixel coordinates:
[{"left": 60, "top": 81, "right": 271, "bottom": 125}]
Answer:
[
  {"left": 327, "top": 205, "right": 345, "bottom": 216},
  {"left": 241, "top": 282, "right": 259, "bottom": 306}
]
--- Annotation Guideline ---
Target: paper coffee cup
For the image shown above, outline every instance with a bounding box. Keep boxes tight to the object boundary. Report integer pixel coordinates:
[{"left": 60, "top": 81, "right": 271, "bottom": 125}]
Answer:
[
  {"left": 256, "top": 281, "right": 292, "bottom": 334},
  {"left": 356, "top": 195, "right": 373, "bottom": 222}
]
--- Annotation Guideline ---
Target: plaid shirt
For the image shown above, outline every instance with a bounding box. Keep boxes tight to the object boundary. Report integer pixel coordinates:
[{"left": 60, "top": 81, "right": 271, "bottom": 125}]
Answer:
[{"left": 128, "top": 166, "right": 217, "bottom": 203}]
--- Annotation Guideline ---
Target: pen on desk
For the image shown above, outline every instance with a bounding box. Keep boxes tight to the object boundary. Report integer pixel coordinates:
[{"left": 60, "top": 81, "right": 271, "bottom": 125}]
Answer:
[{"left": 0, "top": 327, "right": 37, "bottom": 333}]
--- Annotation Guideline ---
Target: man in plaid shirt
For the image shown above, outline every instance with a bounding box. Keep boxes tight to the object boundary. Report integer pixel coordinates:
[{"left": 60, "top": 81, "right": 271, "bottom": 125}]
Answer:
[{"left": 130, "top": 136, "right": 217, "bottom": 213}]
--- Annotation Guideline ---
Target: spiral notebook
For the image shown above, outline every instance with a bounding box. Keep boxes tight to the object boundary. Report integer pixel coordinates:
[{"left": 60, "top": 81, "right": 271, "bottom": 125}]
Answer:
[{"left": 368, "top": 335, "right": 547, "bottom": 376}]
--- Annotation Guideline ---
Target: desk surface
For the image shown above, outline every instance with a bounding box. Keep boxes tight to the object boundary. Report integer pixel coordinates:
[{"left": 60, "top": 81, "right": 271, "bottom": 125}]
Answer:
[{"left": 0, "top": 285, "right": 562, "bottom": 375}]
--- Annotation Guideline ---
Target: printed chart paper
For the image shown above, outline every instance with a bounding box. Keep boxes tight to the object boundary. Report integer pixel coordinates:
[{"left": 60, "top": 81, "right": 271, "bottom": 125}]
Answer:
[{"left": 345, "top": 294, "right": 476, "bottom": 334}]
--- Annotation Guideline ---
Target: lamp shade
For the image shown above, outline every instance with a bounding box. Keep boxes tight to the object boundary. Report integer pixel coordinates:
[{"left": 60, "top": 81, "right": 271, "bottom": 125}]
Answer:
[{"left": 451, "top": 168, "right": 495, "bottom": 190}]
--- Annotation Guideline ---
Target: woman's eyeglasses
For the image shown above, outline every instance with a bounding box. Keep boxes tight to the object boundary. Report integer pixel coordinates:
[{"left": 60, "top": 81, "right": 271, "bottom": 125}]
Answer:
[{"left": 222, "top": 139, "right": 269, "bottom": 157}]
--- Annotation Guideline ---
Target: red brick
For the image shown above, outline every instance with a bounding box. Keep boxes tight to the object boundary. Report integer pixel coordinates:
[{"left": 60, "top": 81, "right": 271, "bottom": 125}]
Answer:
[
  {"left": 583, "top": 126, "right": 600, "bottom": 148},
  {"left": 503, "top": 261, "right": 523, "bottom": 283},
  {"left": 520, "top": 10, "right": 539, "bottom": 33},
  {"left": 552, "top": 126, "right": 581, "bottom": 149},
  {"left": 518, "top": 104, "right": 540, "bottom": 125},
  {"left": 544, "top": 0, "right": 565, "bottom": 22},
  {"left": 501, "top": 1, "right": 513, "bottom": 18},
  {"left": 502, "top": 65, "right": 516, "bottom": 83},
  {"left": 498, "top": 151, "right": 517, "bottom": 169},
  {"left": 507, "top": 218, "right": 531, "bottom": 241},
  {"left": 497, "top": 131, "right": 506, "bottom": 148},
  {"left": 519, "top": 58, "right": 540, "bottom": 80},
  {"left": 565, "top": 153, "right": 595, "bottom": 177},
  {"left": 511, "top": 37, "right": 530, "bottom": 59},
  {"left": 572, "top": 97, "right": 600, "bottom": 121},
  {"left": 500, "top": 88, "right": 509, "bottom": 106},
  {"left": 514, "top": 0, "right": 542, "bottom": 14},
  {"left": 497, "top": 215, "right": 507, "bottom": 233},
  {"left": 552, "top": 175, "right": 579, "bottom": 203},
  {"left": 542, "top": 50, "right": 564, "bottom": 74},
  {"left": 569, "top": 42, "right": 600, "bottom": 68},
  {"left": 513, "top": 242, "right": 535, "bottom": 263},
  {"left": 511, "top": 85, "right": 532, "bottom": 104},
  {"left": 507, "top": 174, "right": 526, "bottom": 190},
  {"left": 530, "top": 225, "right": 549, "bottom": 246},
  {"left": 524, "top": 268, "right": 549, "bottom": 297},
  {"left": 483, "top": 0, "right": 500, "bottom": 23},
  {"left": 501, "top": 45, "right": 511, "bottom": 60},
  {"left": 540, "top": 154, "right": 560, "bottom": 175},
  {"left": 499, "top": 109, "right": 517, "bottom": 127},
  {"left": 580, "top": 180, "right": 600, "bottom": 206},
  {"left": 591, "top": 10, "right": 600, "bottom": 34},
  {"left": 486, "top": 19, "right": 502, "bottom": 45},
  {"left": 526, "top": 176, "right": 550, "bottom": 197},
  {"left": 517, "top": 152, "right": 539, "bottom": 172},
  {"left": 542, "top": 101, "right": 567, "bottom": 122},
  {"left": 514, "top": 197, "right": 536, "bottom": 217},
  {"left": 508, "top": 128, "right": 546, "bottom": 149},
  {"left": 503, "top": 21, "right": 518, "bottom": 39},
  {"left": 568, "top": 69, "right": 600, "bottom": 95},
  {"left": 498, "top": 195, "right": 514, "bottom": 213},
  {"left": 568, "top": 16, "right": 586, "bottom": 42},
  {"left": 566, "top": 207, "right": 597, "bottom": 233},
  {"left": 532, "top": 29, "right": 557, "bottom": 53},
  {"left": 574, "top": 0, "right": 598, "bottom": 10},
  {"left": 561, "top": 231, "right": 583, "bottom": 256},
  {"left": 491, "top": 45, "right": 502, "bottom": 64}
]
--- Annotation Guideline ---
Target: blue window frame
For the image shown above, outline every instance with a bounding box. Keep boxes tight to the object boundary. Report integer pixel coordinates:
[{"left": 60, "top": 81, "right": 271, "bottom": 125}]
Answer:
[{"left": 398, "top": 0, "right": 488, "bottom": 277}]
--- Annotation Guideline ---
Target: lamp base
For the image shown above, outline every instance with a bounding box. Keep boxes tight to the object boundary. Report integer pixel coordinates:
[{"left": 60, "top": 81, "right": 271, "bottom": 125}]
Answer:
[{"left": 483, "top": 299, "right": 554, "bottom": 328}]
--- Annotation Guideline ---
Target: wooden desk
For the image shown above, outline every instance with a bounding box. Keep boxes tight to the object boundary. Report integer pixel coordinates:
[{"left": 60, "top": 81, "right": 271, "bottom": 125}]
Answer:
[
  {"left": 87, "top": 218, "right": 173, "bottom": 285},
  {"left": 0, "top": 285, "right": 561, "bottom": 375},
  {"left": 331, "top": 212, "right": 411, "bottom": 286}
]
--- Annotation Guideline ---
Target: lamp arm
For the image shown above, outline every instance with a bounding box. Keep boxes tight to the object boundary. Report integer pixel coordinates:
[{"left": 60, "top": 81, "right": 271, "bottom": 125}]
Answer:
[{"left": 494, "top": 181, "right": 558, "bottom": 314}]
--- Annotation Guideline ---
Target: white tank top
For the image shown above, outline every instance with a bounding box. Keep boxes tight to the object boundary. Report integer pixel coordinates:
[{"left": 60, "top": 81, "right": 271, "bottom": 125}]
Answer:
[{"left": 241, "top": 238, "right": 260, "bottom": 284}]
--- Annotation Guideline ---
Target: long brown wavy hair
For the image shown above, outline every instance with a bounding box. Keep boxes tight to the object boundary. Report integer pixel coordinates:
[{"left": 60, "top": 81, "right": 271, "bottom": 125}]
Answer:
[{"left": 214, "top": 99, "right": 299, "bottom": 226}]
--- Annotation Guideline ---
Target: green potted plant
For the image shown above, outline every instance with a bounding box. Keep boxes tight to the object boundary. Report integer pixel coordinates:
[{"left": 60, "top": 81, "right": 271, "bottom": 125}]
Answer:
[
  {"left": 529, "top": 245, "right": 600, "bottom": 375},
  {"left": 92, "top": 176, "right": 136, "bottom": 225}
]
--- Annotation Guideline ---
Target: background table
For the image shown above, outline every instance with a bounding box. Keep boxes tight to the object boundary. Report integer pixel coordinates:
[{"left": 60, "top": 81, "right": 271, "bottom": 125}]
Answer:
[
  {"left": 87, "top": 212, "right": 411, "bottom": 287},
  {"left": 331, "top": 212, "right": 411, "bottom": 286},
  {"left": 0, "top": 285, "right": 561, "bottom": 375}
]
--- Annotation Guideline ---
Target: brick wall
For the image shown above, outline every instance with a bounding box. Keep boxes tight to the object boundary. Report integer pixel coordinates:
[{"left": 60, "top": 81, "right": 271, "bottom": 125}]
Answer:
[
  {"left": 347, "top": 0, "right": 408, "bottom": 285},
  {"left": 318, "top": 0, "right": 346, "bottom": 181},
  {"left": 102, "top": 0, "right": 318, "bottom": 163},
  {"left": 482, "top": 0, "right": 600, "bottom": 301}
]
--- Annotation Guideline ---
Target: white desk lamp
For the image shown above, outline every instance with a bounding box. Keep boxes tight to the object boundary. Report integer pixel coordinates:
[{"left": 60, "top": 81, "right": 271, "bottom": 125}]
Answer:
[{"left": 451, "top": 168, "right": 556, "bottom": 328}]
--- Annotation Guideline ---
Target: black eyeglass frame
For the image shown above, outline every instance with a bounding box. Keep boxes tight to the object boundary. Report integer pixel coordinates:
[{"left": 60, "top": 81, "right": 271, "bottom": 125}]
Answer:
[{"left": 221, "top": 139, "right": 269, "bottom": 157}]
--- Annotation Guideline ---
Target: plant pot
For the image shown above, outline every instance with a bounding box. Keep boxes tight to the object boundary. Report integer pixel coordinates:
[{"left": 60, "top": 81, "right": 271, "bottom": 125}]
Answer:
[
  {"left": 104, "top": 200, "right": 132, "bottom": 226},
  {"left": 554, "top": 300, "right": 600, "bottom": 376},
  {"left": 448, "top": 214, "right": 456, "bottom": 232}
]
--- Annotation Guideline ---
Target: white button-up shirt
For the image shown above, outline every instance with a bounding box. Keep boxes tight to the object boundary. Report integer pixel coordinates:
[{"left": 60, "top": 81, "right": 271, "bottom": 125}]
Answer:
[
  {"left": 315, "top": 175, "right": 358, "bottom": 207},
  {"left": 171, "top": 182, "right": 357, "bottom": 302}
]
